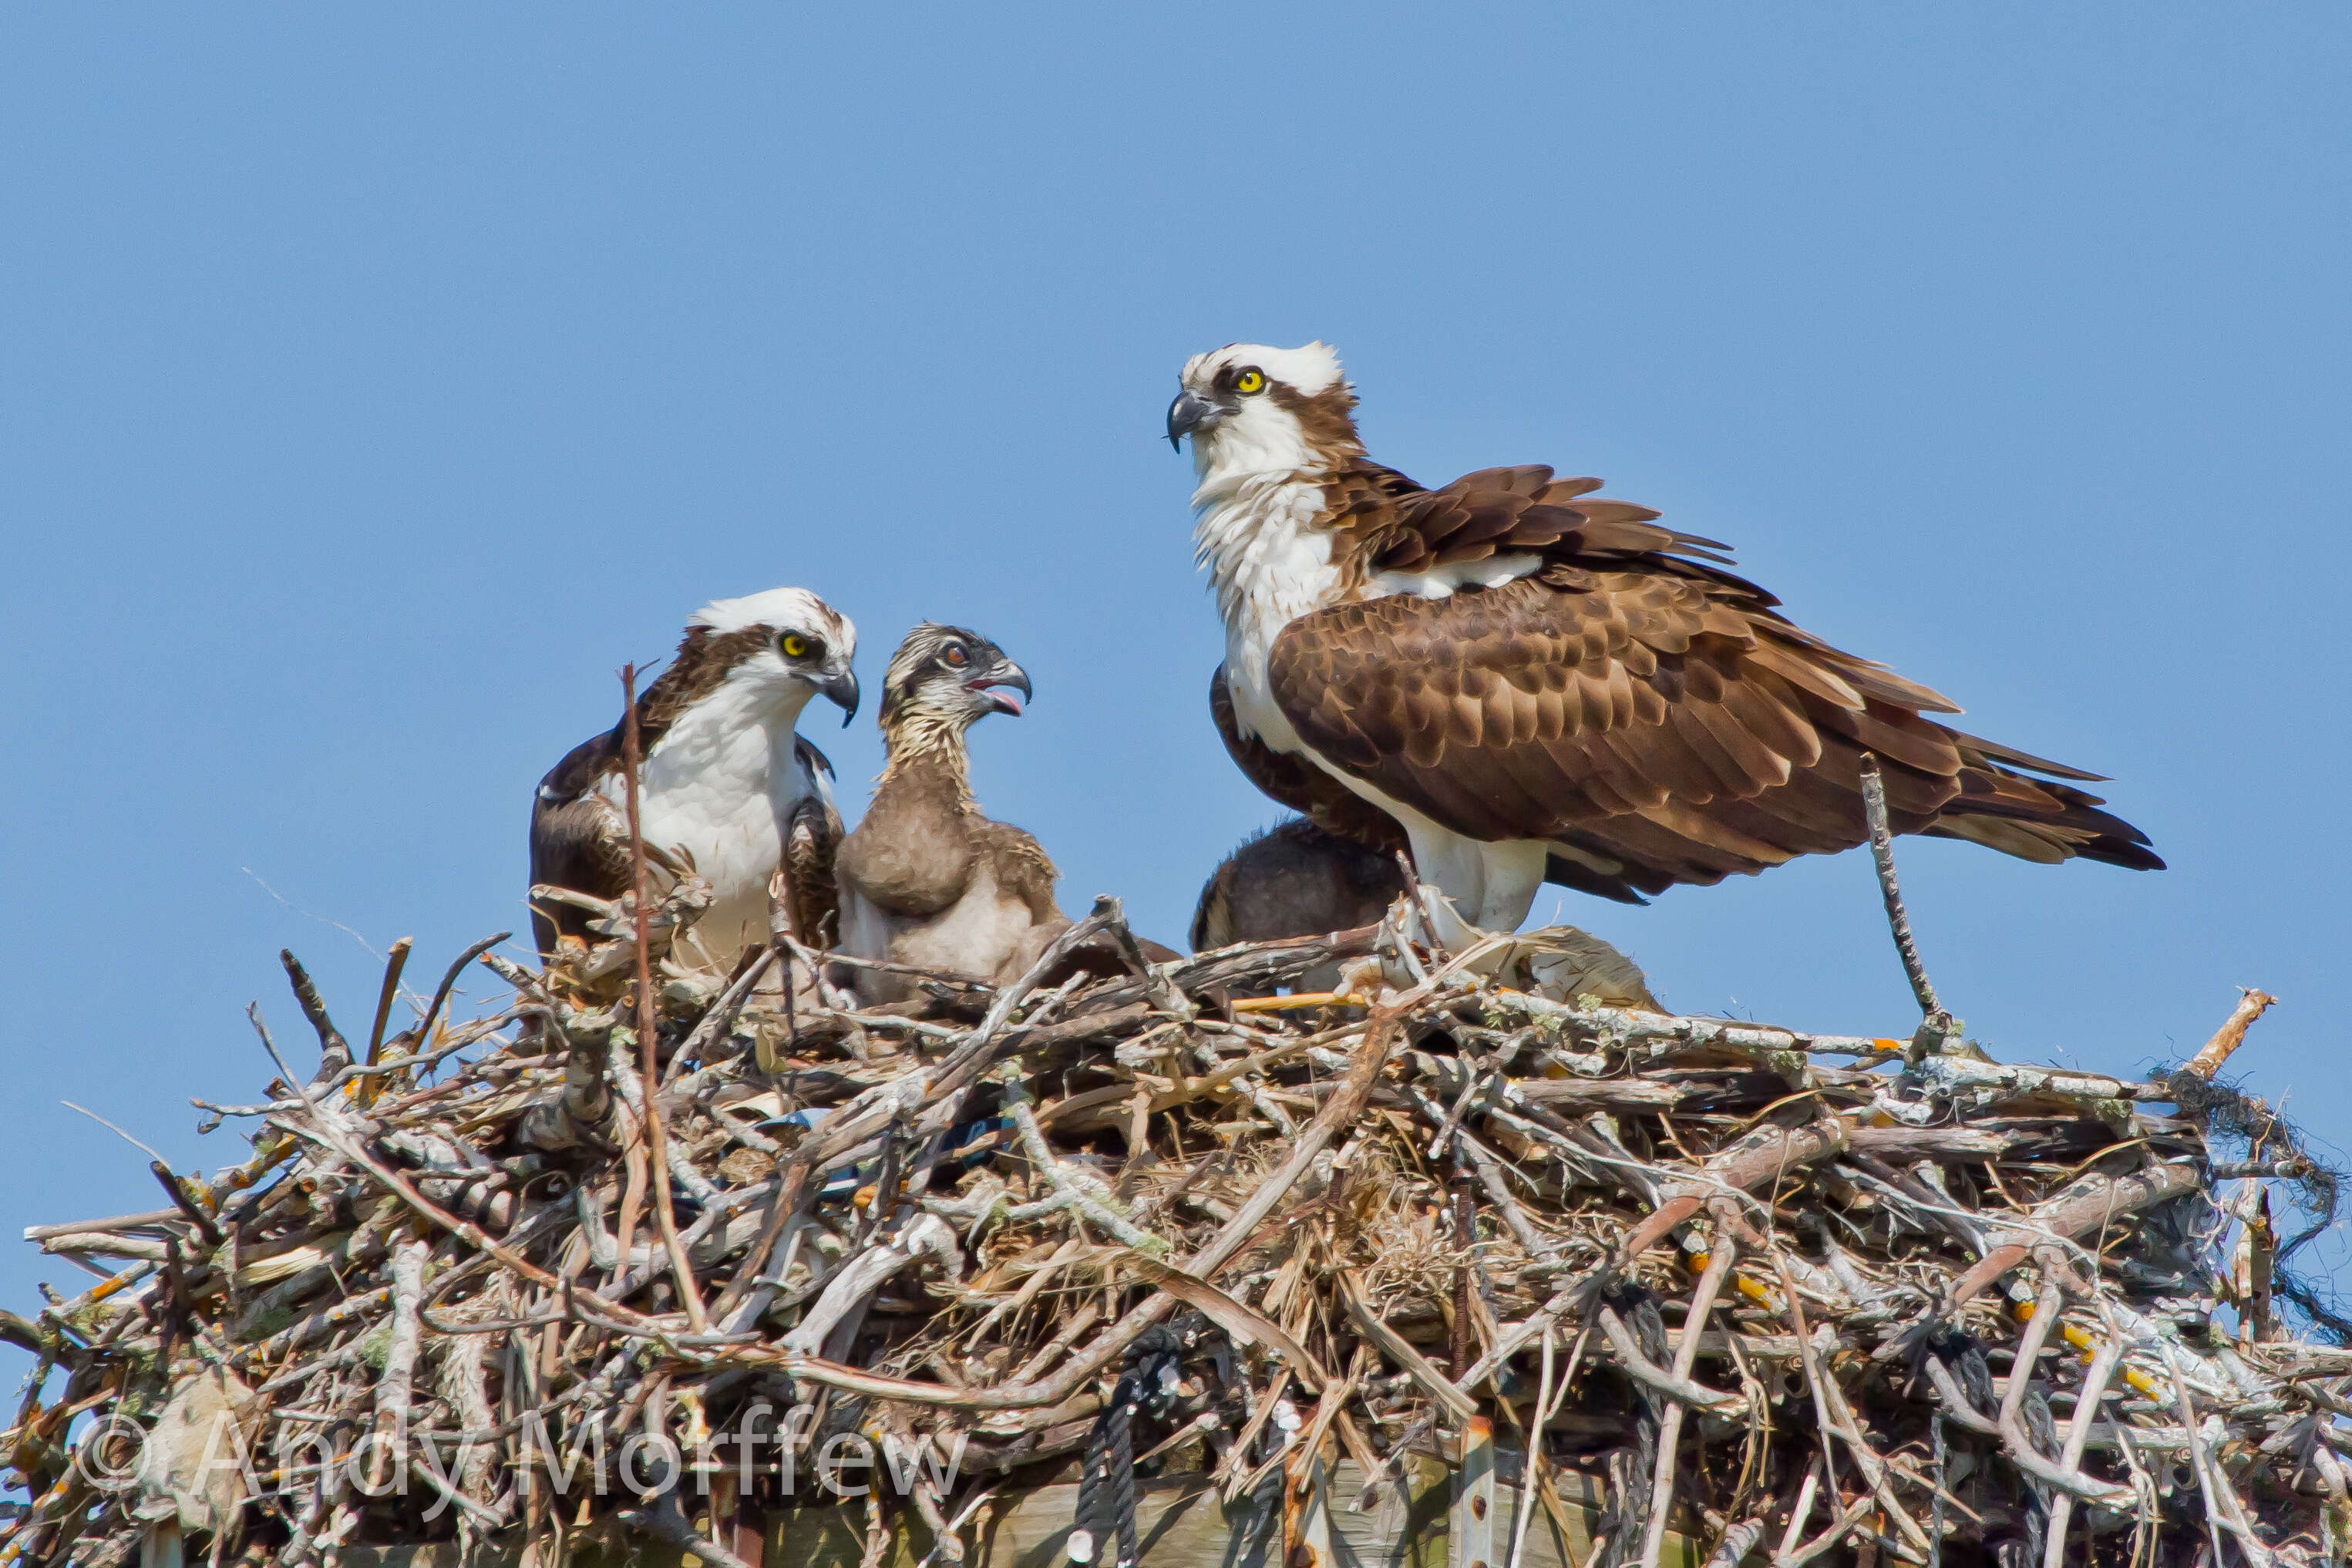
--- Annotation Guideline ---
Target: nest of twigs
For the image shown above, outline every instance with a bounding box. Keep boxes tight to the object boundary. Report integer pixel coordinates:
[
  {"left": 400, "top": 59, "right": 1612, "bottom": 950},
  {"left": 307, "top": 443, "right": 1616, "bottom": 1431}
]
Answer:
[{"left": 4, "top": 895, "right": 2346, "bottom": 1568}]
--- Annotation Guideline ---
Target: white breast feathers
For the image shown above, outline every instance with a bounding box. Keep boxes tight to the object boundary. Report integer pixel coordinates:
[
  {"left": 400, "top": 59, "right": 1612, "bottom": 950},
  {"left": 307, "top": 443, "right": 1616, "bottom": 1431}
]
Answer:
[
  {"left": 1193, "top": 473, "right": 1342, "bottom": 744},
  {"left": 596, "top": 676, "right": 816, "bottom": 968}
]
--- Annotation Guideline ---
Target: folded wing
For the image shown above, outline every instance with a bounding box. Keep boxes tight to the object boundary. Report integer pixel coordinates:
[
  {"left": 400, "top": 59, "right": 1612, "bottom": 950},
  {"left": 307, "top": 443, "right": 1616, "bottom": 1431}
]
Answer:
[
  {"left": 1267, "top": 468, "right": 2159, "bottom": 895},
  {"left": 527, "top": 732, "right": 635, "bottom": 957}
]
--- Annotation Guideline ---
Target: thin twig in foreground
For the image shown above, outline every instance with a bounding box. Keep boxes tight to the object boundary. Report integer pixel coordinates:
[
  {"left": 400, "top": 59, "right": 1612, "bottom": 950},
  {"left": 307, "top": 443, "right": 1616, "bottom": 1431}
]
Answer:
[{"left": 621, "top": 663, "right": 708, "bottom": 1335}]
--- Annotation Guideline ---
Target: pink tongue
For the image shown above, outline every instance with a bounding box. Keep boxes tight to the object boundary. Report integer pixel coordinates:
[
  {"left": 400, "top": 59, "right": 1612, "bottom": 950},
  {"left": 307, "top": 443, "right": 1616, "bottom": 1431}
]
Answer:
[{"left": 992, "top": 688, "right": 1024, "bottom": 715}]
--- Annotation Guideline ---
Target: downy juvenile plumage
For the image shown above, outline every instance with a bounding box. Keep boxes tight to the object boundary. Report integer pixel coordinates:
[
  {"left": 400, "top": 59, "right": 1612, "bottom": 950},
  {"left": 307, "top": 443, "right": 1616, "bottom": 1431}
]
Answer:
[{"left": 831, "top": 623, "right": 1069, "bottom": 1004}]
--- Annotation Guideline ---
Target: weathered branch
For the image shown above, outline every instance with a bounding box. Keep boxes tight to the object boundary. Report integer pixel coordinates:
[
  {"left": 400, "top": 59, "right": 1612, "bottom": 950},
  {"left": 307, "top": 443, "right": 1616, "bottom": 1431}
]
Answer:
[{"left": 1858, "top": 752, "right": 1961, "bottom": 1056}]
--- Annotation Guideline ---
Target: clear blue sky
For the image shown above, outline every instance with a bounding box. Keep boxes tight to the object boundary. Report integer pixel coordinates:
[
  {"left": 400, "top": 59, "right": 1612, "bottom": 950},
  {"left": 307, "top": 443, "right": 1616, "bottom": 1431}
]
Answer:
[{"left": 5, "top": 7, "right": 2348, "bottom": 1351}]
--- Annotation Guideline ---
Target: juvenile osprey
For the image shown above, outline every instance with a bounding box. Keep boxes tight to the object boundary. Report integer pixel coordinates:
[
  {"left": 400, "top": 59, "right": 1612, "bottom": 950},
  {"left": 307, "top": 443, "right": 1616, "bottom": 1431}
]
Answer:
[
  {"left": 529, "top": 587, "right": 860, "bottom": 969},
  {"left": 831, "top": 624, "right": 1068, "bottom": 1004},
  {"left": 1169, "top": 342, "right": 2161, "bottom": 930}
]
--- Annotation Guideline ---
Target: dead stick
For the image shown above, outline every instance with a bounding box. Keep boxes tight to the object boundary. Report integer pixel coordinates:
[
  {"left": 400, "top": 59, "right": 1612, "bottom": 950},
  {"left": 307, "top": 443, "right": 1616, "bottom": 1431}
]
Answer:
[
  {"left": 411, "top": 935, "right": 510, "bottom": 1067},
  {"left": 2164, "top": 1344, "right": 2243, "bottom": 1568},
  {"left": 2040, "top": 1334, "right": 2125, "bottom": 1568},
  {"left": 1095, "top": 893, "right": 1186, "bottom": 1014},
  {"left": 280, "top": 951, "right": 353, "bottom": 1082},
  {"left": 1996, "top": 1283, "right": 2129, "bottom": 1506},
  {"left": 366, "top": 937, "right": 415, "bottom": 1068},
  {"left": 709, "top": 1163, "right": 813, "bottom": 1322},
  {"left": 2182, "top": 988, "right": 2280, "bottom": 1082},
  {"left": 2000, "top": 1280, "right": 2064, "bottom": 1426},
  {"left": 1448, "top": 1160, "right": 1475, "bottom": 1378},
  {"left": 1611, "top": 1117, "right": 1849, "bottom": 1272},
  {"left": 1858, "top": 753, "right": 1959, "bottom": 1052},
  {"left": 147, "top": 1163, "right": 221, "bottom": 1249},
  {"left": 663, "top": 944, "right": 777, "bottom": 1089},
  {"left": 609, "top": 1102, "right": 649, "bottom": 1293},
  {"left": 1933, "top": 1161, "right": 2202, "bottom": 1321},
  {"left": 22, "top": 1210, "right": 183, "bottom": 1243},
  {"left": 620, "top": 664, "right": 708, "bottom": 1335},
  {"left": 1918, "top": 1355, "right": 2000, "bottom": 1437},
  {"left": 370, "top": 1237, "right": 430, "bottom": 1486},
  {"left": 1774, "top": 1455, "right": 1825, "bottom": 1564},
  {"left": 1774, "top": 1253, "right": 1846, "bottom": 1516},
  {"left": 1502, "top": 1325, "right": 1559, "bottom": 1568},
  {"left": 1640, "top": 1236, "right": 1740, "bottom": 1568},
  {"left": 1597, "top": 1304, "right": 1743, "bottom": 1412},
  {"left": 1775, "top": 1495, "right": 1877, "bottom": 1568},
  {"left": 1338, "top": 1271, "right": 1477, "bottom": 1421},
  {"left": 621, "top": 1493, "right": 759, "bottom": 1568}
]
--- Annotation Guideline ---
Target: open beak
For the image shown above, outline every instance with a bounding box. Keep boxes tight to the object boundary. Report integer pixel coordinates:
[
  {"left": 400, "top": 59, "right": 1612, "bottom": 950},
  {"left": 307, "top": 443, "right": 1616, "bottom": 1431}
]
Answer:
[
  {"left": 967, "top": 659, "right": 1032, "bottom": 717},
  {"left": 818, "top": 668, "right": 860, "bottom": 727},
  {"left": 1166, "top": 389, "right": 1218, "bottom": 451}
]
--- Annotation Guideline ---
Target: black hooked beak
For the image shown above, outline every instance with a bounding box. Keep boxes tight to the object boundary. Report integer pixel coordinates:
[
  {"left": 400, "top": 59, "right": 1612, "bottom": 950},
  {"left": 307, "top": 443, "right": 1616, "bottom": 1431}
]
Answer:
[
  {"left": 1166, "top": 389, "right": 1218, "bottom": 451},
  {"left": 818, "top": 667, "right": 860, "bottom": 726},
  {"left": 967, "top": 658, "right": 1032, "bottom": 718}
]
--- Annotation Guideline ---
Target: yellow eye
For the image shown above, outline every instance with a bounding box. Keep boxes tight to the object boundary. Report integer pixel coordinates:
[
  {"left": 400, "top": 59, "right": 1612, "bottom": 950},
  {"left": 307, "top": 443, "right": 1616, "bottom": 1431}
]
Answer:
[
  {"left": 779, "top": 633, "right": 810, "bottom": 659},
  {"left": 1234, "top": 368, "right": 1266, "bottom": 395}
]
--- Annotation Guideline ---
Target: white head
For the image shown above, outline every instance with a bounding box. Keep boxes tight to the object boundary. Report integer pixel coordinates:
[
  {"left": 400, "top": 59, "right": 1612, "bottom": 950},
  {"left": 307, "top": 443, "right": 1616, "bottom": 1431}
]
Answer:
[
  {"left": 670, "top": 587, "right": 861, "bottom": 727},
  {"left": 1166, "top": 342, "right": 1361, "bottom": 483}
]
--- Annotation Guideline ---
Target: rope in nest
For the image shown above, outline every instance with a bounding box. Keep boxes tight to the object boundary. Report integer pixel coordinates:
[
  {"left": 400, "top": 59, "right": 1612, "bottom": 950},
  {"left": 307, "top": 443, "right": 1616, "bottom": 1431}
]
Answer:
[{"left": 1071, "top": 1328, "right": 1184, "bottom": 1568}]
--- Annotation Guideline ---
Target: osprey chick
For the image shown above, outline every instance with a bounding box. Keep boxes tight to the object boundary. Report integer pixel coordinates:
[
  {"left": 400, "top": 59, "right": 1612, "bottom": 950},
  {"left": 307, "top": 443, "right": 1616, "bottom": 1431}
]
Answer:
[
  {"left": 832, "top": 623, "right": 1070, "bottom": 1004},
  {"left": 529, "top": 587, "right": 859, "bottom": 970},
  {"left": 1170, "top": 342, "right": 2161, "bottom": 930},
  {"left": 1190, "top": 818, "right": 1408, "bottom": 954}
]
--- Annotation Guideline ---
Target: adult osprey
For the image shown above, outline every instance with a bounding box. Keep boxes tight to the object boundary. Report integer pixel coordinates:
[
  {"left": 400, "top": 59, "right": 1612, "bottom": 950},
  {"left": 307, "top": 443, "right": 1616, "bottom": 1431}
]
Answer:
[
  {"left": 1168, "top": 342, "right": 2161, "bottom": 930},
  {"left": 529, "top": 587, "right": 860, "bottom": 970}
]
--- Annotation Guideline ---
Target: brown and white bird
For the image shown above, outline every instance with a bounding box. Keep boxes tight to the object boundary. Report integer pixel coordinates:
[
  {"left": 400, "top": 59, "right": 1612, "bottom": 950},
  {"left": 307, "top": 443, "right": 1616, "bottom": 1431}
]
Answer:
[
  {"left": 529, "top": 587, "right": 860, "bottom": 970},
  {"left": 1169, "top": 342, "right": 2161, "bottom": 930},
  {"left": 831, "top": 623, "right": 1066, "bottom": 1004}
]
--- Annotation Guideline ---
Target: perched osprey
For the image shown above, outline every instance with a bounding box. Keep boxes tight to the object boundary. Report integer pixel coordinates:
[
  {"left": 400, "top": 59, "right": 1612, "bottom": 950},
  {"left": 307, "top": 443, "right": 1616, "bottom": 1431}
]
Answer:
[
  {"left": 831, "top": 624, "right": 1068, "bottom": 1004},
  {"left": 529, "top": 587, "right": 860, "bottom": 970},
  {"left": 1169, "top": 342, "right": 2161, "bottom": 930}
]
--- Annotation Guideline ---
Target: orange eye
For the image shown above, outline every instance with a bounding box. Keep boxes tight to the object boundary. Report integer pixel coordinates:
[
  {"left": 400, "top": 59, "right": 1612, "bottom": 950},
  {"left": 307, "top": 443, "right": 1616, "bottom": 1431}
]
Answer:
[
  {"left": 1234, "top": 368, "right": 1265, "bottom": 395},
  {"left": 943, "top": 644, "right": 969, "bottom": 668}
]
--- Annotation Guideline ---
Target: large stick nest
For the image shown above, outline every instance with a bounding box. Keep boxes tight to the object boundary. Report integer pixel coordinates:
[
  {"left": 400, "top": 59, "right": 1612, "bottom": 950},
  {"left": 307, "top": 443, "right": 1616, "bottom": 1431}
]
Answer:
[{"left": 3, "top": 897, "right": 2345, "bottom": 1568}]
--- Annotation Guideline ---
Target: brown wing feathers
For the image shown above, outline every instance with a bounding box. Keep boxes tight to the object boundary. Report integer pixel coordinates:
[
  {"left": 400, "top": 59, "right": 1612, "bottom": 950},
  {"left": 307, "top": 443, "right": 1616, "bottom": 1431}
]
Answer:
[
  {"left": 781, "top": 736, "right": 843, "bottom": 947},
  {"left": 527, "top": 732, "right": 634, "bottom": 957},
  {"left": 1266, "top": 461, "right": 2159, "bottom": 897},
  {"left": 1209, "top": 666, "right": 1409, "bottom": 859},
  {"left": 1334, "top": 464, "right": 1740, "bottom": 582}
]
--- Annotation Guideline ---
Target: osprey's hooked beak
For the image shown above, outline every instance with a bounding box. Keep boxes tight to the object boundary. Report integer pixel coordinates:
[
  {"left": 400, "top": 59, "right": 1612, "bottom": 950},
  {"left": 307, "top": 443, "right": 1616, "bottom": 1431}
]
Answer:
[
  {"left": 1166, "top": 389, "right": 1220, "bottom": 450},
  {"left": 967, "top": 658, "right": 1032, "bottom": 718},
  {"left": 818, "top": 667, "right": 860, "bottom": 727}
]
